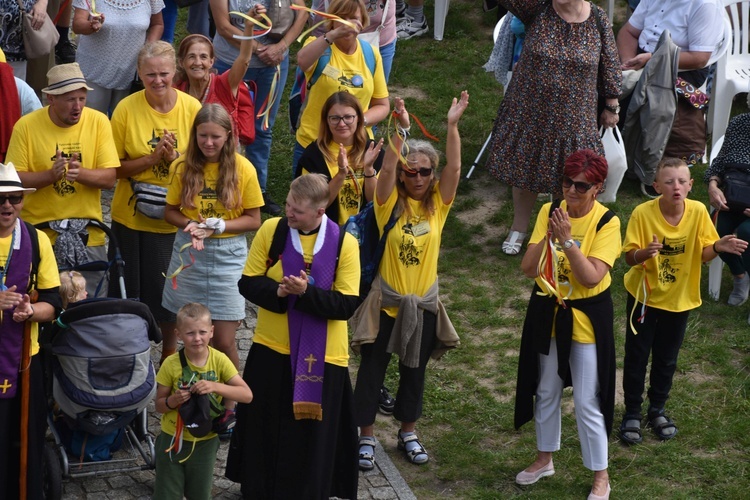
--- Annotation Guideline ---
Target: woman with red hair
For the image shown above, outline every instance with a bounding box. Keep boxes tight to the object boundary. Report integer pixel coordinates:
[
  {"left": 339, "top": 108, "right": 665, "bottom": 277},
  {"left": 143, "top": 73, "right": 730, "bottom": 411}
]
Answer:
[{"left": 515, "top": 150, "right": 621, "bottom": 499}]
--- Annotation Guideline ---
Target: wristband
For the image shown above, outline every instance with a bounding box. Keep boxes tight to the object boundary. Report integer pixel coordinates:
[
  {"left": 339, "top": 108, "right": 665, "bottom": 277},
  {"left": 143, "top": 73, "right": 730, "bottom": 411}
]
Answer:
[
  {"left": 323, "top": 33, "right": 333, "bottom": 45},
  {"left": 363, "top": 171, "right": 376, "bottom": 178},
  {"left": 713, "top": 241, "right": 721, "bottom": 254},
  {"left": 165, "top": 395, "right": 177, "bottom": 410},
  {"left": 633, "top": 249, "right": 640, "bottom": 264}
]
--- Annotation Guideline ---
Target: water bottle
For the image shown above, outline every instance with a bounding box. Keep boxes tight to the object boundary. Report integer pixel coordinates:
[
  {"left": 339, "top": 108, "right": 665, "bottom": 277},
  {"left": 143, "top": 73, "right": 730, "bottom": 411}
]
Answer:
[{"left": 346, "top": 216, "right": 362, "bottom": 245}]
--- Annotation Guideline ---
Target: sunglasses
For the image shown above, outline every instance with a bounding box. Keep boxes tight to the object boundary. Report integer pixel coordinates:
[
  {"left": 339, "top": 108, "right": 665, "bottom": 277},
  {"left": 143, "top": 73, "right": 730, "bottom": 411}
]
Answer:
[
  {"left": 0, "top": 195, "right": 23, "bottom": 205},
  {"left": 562, "top": 176, "right": 595, "bottom": 194},
  {"left": 402, "top": 168, "right": 434, "bottom": 178},
  {"left": 327, "top": 114, "right": 357, "bottom": 125}
]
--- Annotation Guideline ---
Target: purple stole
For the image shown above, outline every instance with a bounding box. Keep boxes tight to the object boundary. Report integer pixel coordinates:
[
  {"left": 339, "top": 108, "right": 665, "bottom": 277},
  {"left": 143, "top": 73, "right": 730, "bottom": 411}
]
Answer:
[
  {"left": 282, "top": 216, "right": 339, "bottom": 421},
  {"left": 0, "top": 220, "right": 32, "bottom": 399}
]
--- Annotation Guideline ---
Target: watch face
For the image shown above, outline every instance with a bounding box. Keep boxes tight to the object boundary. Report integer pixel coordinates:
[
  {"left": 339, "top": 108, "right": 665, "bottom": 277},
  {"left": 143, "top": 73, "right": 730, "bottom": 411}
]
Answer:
[{"left": 564, "top": 239, "right": 574, "bottom": 249}]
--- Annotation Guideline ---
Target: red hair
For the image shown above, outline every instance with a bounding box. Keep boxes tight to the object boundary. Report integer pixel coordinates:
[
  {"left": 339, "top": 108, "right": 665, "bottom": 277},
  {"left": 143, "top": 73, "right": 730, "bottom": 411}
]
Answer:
[{"left": 563, "top": 149, "right": 608, "bottom": 184}]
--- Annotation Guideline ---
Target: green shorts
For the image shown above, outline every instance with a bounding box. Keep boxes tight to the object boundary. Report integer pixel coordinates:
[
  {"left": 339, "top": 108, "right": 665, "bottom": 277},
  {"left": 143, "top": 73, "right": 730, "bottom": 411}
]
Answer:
[{"left": 153, "top": 432, "right": 220, "bottom": 500}]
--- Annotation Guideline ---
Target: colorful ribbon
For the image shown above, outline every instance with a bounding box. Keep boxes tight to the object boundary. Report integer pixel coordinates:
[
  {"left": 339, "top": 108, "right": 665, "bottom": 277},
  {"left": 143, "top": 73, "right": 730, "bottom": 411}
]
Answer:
[
  {"left": 162, "top": 242, "right": 195, "bottom": 290},
  {"left": 229, "top": 11, "right": 273, "bottom": 40},
  {"left": 289, "top": 5, "right": 361, "bottom": 43},
  {"left": 255, "top": 64, "right": 281, "bottom": 131},
  {"left": 536, "top": 231, "right": 571, "bottom": 307},
  {"left": 628, "top": 257, "right": 653, "bottom": 335}
]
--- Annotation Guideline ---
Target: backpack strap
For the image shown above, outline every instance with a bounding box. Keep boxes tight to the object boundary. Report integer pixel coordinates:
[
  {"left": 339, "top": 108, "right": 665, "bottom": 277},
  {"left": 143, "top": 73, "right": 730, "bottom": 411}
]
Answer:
[
  {"left": 266, "top": 218, "right": 290, "bottom": 274},
  {"left": 306, "top": 39, "right": 377, "bottom": 92},
  {"left": 23, "top": 221, "right": 39, "bottom": 293}
]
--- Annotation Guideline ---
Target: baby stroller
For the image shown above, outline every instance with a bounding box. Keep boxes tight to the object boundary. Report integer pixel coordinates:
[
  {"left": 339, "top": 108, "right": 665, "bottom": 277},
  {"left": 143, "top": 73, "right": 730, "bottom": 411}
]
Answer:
[{"left": 43, "top": 298, "right": 162, "bottom": 498}]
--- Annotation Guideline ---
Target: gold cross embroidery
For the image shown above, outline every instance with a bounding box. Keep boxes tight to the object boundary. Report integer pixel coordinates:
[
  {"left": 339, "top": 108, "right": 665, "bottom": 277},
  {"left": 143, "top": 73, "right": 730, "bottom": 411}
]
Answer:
[
  {"left": 304, "top": 354, "right": 317, "bottom": 373},
  {"left": 0, "top": 379, "right": 12, "bottom": 394}
]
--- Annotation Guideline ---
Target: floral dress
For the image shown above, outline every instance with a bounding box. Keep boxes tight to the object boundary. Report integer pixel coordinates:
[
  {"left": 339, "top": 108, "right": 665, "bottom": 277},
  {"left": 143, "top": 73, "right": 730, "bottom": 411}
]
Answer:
[
  {"left": 486, "top": 0, "right": 621, "bottom": 195},
  {"left": 0, "top": 0, "right": 35, "bottom": 61}
]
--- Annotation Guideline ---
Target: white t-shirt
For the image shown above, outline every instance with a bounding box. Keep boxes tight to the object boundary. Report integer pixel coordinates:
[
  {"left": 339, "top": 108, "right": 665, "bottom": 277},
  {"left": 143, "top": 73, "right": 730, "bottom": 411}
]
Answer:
[{"left": 629, "top": 0, "right": 724, "bottom": 56}]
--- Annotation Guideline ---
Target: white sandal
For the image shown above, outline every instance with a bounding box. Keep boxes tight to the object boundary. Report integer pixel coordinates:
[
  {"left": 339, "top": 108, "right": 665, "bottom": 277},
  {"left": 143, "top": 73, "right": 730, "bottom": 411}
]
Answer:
[{"left": 502, "top": 230, "right": 527, "bottom": 256}]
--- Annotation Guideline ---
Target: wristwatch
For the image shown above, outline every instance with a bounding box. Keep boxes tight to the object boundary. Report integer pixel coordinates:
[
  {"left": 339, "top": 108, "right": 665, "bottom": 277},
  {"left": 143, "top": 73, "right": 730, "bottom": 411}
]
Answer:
[
  {"left": 563, "top": 239, "right": 576, "bottom": 250},
  {"left": 604, "top": 103, "right": 620, "bottom": 114}
]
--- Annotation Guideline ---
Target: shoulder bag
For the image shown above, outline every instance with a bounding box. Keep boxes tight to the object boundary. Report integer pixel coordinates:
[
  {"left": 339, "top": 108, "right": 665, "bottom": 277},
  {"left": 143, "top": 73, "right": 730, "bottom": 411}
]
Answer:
[{"left": 16, "top": 0, "right": 60, "bottom": 60}]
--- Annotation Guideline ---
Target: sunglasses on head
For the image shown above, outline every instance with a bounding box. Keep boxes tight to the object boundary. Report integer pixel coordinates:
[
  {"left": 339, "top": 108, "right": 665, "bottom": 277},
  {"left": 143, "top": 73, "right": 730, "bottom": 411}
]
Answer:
[
  {"left": 402, "top": 168, "right": 433, "bottom": 178},
  {"left": 562, "top": 176, "right": 595, "bottom": 194},
  {"left": 0, "top": 195, "right": 23, "bottom": 205}
]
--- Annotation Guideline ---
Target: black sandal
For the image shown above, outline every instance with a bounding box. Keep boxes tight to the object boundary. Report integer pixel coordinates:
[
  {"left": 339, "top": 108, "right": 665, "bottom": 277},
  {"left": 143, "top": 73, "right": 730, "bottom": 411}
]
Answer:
[
  {"left": 619, "top": 416, "right": 643, "bottom": 445},
  {"left": 648, "top": 412, "right": 678, "bottom": 441}
]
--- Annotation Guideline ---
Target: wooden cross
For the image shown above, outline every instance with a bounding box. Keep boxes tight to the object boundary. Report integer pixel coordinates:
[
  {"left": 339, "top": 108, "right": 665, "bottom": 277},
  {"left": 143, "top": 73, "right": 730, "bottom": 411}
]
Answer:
[{"left": 0, "top": 379, "right": 12, "bottom": 394}]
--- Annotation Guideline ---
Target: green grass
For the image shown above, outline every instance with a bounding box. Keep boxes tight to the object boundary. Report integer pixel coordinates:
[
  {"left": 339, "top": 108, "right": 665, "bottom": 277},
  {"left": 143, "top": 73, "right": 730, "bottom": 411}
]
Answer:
[{"left": 176, "top": 2, "right": 750, "bottom": 497}]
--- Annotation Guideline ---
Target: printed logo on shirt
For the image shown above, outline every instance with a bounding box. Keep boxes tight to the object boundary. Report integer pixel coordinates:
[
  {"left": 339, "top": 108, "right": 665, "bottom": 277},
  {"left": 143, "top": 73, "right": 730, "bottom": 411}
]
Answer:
[
  {"left": 659, "top": 236, "right": 686, "bottom": 256},
  {"left": 339, "top": 179, "right": 361, "bottom": 211},
  {"left": 50, "top": 142, "right": 81, "bottom": 197},
  {"left": 658, "top": 257, "right": 678, "bottom": 285},
  {"left": 398, "top": 220, "right": 424, "bottom": 267},
  {"left": 199, "top": 185, "right": 223, "bottom": 219},
  {"left": 147, "top": 129, "right": 176, "bottom": 181}
]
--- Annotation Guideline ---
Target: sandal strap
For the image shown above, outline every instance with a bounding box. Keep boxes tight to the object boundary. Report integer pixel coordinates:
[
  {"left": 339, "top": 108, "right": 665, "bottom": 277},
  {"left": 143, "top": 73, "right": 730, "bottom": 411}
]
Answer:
[{"left": 359, "top": 436, "right": 377, "bottom": 446}]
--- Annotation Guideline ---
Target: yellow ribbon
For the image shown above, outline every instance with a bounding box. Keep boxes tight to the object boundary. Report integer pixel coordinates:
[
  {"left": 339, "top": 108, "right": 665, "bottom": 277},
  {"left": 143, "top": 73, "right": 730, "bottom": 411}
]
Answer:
[
  {"left": 229, "top": 11, "right": 273, "bottom": 39},
  {"left": 255, "top": 65, "right": 281, "bottom": 131},
  {"left": 628, "top": 255, "right": 654, "bottom": 335},
  {"left": 289, "top": 5, "right": 360, "bottom": 44},
  {"left": 162, "top": 242, "right": 195, "bottom": 289},
  {"left": 536, "top": 232, "right": 572, "bottom": 306}
]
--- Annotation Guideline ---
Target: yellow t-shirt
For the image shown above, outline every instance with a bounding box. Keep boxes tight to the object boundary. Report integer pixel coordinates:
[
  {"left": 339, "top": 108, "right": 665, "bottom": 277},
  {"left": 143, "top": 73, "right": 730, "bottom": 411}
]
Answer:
[
  {"left": 0, "top": 227, "right": 60, "bottom": 355},
  {"left": 295, "top": 37, "right": 389, "bottom": 148},
  {"left": 166, "top": 154, "right": 264, "bottom": 237},
  {"left": 529, "top": 201, "right": 622, "bottom": 343},
  {"left": 155, "top": 346, "right": 238, "bottom": 441},
  {"left": 300, "top": 143, "right": 368, "bottom": 225},
  {"left": 376, "top": 187, "right": 452, "bottom": 318},
  {"left": 110, "top": 90, "right": 202, "bottom": 233},
  {"left": 623, "top": 198, "right": 718, "bottom": 312},
  {"left": 242, "top": 217, "right": 360, "bottom": 367},
  {"left": 6, "top": 107, "right": 120, "bottom": 246}
]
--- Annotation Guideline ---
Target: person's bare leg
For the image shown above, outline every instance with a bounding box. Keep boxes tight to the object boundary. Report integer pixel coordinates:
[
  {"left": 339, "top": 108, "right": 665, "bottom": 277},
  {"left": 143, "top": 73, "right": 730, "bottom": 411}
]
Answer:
[
  {"left": 590, "top": 469, "right": 610, "bottom": 497},
  {"left": 211, "top": 320, "right": 241, "bottom": 409},
  {"left": 159, "top": 321, "right": 176, "bottom": 365},
  {"left": 522, "top": 450, "right": 553, "bottom": 473},
  {"left": 511, "top": 187, "right": 538, "bottom": 233}
]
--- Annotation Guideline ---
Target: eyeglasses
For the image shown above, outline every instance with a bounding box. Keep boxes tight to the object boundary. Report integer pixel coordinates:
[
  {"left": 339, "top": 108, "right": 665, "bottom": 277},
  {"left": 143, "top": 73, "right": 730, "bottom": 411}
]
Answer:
[
  {"left": 0, "top": 195, "right": 23, "bottom": 205},
  {"left": 403, "top": 168, "right": 433, "bottom": 178},
  {"left": 327, "top": 114, "right": 357, "bottom": 125},
  {"left": 562, "top": 176, "right": 595, "bottom": 194}
]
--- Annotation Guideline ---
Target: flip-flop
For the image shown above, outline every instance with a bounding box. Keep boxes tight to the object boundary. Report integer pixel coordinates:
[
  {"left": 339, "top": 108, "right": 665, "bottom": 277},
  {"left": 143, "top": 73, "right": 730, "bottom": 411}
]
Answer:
[{"left": 502, "top": 230, "right": 527, "bottom": 256}]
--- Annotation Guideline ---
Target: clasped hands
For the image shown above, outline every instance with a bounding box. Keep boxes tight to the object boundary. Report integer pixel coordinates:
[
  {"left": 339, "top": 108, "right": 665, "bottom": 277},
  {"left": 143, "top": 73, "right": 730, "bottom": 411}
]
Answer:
[
  {"left": 0, "top": 285, "right": 34, "bottom": 323},
  {"left": 277, "top": 270, "right": 309, "bottom": 298}
]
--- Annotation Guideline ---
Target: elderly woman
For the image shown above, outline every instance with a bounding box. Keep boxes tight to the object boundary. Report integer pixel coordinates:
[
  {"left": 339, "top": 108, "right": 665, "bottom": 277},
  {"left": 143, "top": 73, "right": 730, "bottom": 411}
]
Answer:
[
  {"left": 516, "top": 150, "right": 621, "bottom": 500},
  {"left": 706, "top": 111, "right": 750, "bottom": 310},
  {"left": 173, "top": 5, "right": 265, "bottom": 149},
  {"left": 71, "top": 0, "right": 164, "bottom": 115},
  {"left": 296, "top": 91, "right": 385, "bottom": 224},
  {"left": 109, "top": 41, "right": 202, "bottom": 363},
  {"left": 486, "top": 0, "right": 621, "bottom": 256},
  {"left": 293, "top": 0, "right": 390, "bottom": 174},
  {"left": 226, "top": 173, "right": 361, "bottom": 499},
  {"left": 350, "top": 93, "right": 467, "bottom": 470}
]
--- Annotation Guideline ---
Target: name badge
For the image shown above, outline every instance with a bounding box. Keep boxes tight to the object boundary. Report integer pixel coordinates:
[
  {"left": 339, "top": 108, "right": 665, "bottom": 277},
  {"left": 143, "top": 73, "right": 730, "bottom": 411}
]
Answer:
[
  {"left": 322, "top": 65, "right": 339, "bottom": 80},
  {"left": 411, "top": 220, "right": 431, "bottom": 237}
]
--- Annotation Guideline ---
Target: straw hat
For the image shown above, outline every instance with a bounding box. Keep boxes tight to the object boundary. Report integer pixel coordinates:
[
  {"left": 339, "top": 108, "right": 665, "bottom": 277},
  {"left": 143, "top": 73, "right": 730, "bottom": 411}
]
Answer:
[
  {"left": 42, "top": 63, "right": 94, "bottom": 95},
  {"left": 0, "top": 162, "right": 36, "bottom": 193}
]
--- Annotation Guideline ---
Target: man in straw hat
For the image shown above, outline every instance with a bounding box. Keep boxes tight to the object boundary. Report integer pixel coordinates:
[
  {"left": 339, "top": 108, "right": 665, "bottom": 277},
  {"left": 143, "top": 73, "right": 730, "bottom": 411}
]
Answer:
[
  {"left": 0, "top": 161, "right": 61, "bottom": 499},
  {"left": 5, "top": 62, "right": 119, "bottom": 297}
]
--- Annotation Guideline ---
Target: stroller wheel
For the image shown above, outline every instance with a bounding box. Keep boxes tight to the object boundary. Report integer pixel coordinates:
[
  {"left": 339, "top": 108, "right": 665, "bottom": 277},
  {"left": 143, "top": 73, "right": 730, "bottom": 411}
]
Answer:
[{"left": 43, "top": 443, "right": 63, "bottom": 500}]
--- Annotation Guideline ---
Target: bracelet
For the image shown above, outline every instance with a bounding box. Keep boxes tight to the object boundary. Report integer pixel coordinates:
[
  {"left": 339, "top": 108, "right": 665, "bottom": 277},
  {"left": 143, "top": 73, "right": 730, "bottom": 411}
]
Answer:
[
  {"left": 165, "top": 395, "right": 176, "bottom": 410},
  {"left": 323, "top": 33, "right": 333, "bottom": 45},
  {"left": 713, "top": 241, "right": 721, "bottom": 254},
  {"left": 633, "top": 249, "right": 640, "bottom": 264},
  {"left": 363, "top": 171, "right": 376, "bottom": 178},
  {"left": 28, "top": 304, "right": 34, "bottom": 320},
  {"left": 363, "top": 116, "right": 368, "bottom": 127}
]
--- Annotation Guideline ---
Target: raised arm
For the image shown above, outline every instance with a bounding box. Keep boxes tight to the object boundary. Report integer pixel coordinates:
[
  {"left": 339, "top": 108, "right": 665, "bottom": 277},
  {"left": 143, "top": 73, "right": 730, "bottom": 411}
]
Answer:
[
  {"left": 439, "top": 91, "right": 469, "bottom": 204},
  {"left": 227, "top": 5, "right": 264, "bottom": 98},
  {"left": 375, "top": 98, "right": 409, "bottom": 205}
]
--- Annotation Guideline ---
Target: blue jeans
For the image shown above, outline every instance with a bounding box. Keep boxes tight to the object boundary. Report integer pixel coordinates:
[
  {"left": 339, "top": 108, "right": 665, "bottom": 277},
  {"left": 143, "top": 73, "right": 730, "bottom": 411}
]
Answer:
[
  {"left": 379, "top": 39, "right": 396, "bottom": 83},
  {"left": 161, "top": 0, "right": 178, "bottom": 43},
  {"left": 214, "top": 56, "right": 290, "bottom": 192}
]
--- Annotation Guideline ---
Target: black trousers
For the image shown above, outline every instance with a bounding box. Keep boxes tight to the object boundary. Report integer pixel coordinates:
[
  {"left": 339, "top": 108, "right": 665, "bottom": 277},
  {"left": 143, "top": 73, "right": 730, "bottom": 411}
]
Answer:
[
  {"left": 623, "top": 293, "right": 690, "bottom": 417},
  {"left": 353, "top": 310, "right": 437, "bottom": 426}
]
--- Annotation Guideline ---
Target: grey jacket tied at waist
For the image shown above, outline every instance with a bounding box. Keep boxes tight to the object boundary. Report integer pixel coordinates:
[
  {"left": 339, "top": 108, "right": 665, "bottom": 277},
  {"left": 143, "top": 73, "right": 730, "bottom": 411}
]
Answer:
[
  {"left": 350, "top": 275, "right": 460, "bottom": 367},
  {"left": 49, "top": 218, "right": 91, "bottom": 268}
]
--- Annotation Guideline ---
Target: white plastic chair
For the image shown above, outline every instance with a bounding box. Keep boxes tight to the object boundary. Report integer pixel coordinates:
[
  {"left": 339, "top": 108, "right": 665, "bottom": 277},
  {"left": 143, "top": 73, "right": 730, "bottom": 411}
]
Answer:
[
  {"left": 707, "top": 1, "right": 750, "bottom": 151},
  {"left": 708, "top": 134, "right": 726, "bottom": 301}
]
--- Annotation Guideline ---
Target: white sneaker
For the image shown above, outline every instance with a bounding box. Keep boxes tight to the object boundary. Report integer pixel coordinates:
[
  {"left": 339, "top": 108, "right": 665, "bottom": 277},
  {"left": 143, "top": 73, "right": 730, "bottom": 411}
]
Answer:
[{"left": 397, "top": 17, "right": 429, "bottom": 40}]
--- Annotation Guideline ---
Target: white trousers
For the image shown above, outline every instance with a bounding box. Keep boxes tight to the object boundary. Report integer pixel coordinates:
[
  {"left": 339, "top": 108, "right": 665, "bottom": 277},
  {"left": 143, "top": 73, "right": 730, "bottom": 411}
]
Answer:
[{"left": 535, "top": 338, "right": 608, "bottom": 471}]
